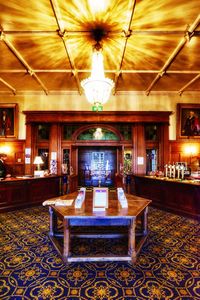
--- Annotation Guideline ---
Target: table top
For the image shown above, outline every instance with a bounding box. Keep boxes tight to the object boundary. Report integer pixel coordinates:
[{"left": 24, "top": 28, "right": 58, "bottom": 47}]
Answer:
[{"left": 49, "top": 191, "right": 151, "bottom": 219}]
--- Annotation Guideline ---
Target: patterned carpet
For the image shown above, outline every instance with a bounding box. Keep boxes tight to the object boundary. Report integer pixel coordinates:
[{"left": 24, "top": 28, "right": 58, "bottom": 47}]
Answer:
[{"left": 0, "top": 206, "right": 199, "bottom": 299}]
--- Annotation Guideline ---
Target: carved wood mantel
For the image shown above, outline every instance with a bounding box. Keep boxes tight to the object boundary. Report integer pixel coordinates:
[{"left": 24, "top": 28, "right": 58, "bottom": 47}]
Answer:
[{"left": 23, "top": 110, "right": 172, "bottom": 124}]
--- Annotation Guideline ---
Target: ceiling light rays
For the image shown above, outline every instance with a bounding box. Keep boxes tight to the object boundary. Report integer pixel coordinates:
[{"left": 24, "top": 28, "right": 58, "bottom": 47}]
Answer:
[
  {"left": 8, "top": 35, "right": 70, "bottom": 69},
  {"left": 123, "top": 35, "right": 181, "bottom": 70},
  {"left": 0, "top": 0, "right": 199, "bottom": 95},
  {"left": 58, "top": 0, "right": 131, "bottom": 32},
  {"left": 0, "top": 0, "right": 57, "bottom": 30},
  {"left": 132, "top": 0, "right": 200, "bottom": 30}
]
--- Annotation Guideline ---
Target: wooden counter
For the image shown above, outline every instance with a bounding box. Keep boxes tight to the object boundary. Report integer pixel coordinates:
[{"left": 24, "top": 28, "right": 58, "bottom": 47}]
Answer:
[
  {"left": 0, "top": 176, "right": 61, "bottom": 212},
  {"left": 133, "top": 175, "right": 200, "bottom": 220}
]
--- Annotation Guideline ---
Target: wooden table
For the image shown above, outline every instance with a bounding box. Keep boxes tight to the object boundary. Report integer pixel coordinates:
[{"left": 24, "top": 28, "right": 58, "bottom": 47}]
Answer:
[{"left": 48, "top": 191, "right": 151, "bottom": 263}]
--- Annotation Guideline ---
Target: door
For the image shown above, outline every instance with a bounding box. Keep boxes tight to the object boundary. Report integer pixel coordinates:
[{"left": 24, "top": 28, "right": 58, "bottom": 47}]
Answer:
[{"left": 78, "top": 146, "right": 117, "bottom": 187}]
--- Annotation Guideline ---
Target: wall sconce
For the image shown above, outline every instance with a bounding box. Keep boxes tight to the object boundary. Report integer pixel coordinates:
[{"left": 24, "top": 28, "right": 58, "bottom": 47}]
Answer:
[
  {"left": 184, "top": 144, "right": 197, "bottom": 156},
  {"left": 184, "top": 144, "right": 198, "bottom": 167},
  {"left": 33, "top": 156, "right": 44, "bottom": 177},
  {"left": 0, "top": 145, "right": 11, "bottom": 154}
]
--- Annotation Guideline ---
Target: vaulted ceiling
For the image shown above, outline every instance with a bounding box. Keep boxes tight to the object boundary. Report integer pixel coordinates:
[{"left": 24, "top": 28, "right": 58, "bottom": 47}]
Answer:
[{"left": 0, "top": 0, "right": 200, "bottom": 96}]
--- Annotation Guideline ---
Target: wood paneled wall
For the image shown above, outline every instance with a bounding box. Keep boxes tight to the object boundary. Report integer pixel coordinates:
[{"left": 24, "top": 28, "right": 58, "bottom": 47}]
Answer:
[
  {"left": 5, "top": 111, "right": 194, "bottom": 177},
  {"left": 170, "top": 140, "right": 200, "bottom": 171},
  {"left": 2, "top": 138, "right": 199, "bottom": 177},
  {"left": 0, "top": 139, "right": 25, "bottom": 175}
]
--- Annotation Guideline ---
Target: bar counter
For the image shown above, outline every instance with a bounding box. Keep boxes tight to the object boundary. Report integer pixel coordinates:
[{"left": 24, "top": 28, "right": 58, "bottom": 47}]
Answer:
[
  {"left": 133, "top": 175, "right": 200, "bottom": 220},
  {"left": 0, "top": 175, "right": 61, "bottom": 212}
]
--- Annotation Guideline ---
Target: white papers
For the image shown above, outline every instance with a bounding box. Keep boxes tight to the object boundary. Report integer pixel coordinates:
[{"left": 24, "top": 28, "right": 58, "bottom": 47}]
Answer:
[
  {"left": 74, "top": 197, "right": 84, "bottom": 208},
  {"left": 137, "top": 156, "right": 144, "bottom": 165},
  {"left": 94, "top": 192, "right": 107, "bottom": 207},
  {"left": 117, "top": 188, "right": 128, "bottom": 208},
  {"left": 25, "top": 148, "right": 31, "bottom": 164},
  {"left": 93, "top": 207, "right": 106, "bottom": 212},
  {"left": 42, "top": 199, "right": 74, "bottom": 206},
  {"left": 25, "top": 148, "right": 31, "bottom": 155},
  {"left": 93, "top": 188, "right": 108, "bottom": 210},
  {"left": 55, "top": 199, "right": 74, "bottom": 206},
  {"left": 51, "top": 152, "right": 57, "bottom": 160},
  {"left": 25, "top": 157, "right": 31, "bottom": 164},
  {"left": 43, "top": 200, "right": 56, "bottom": 206},
  {"left": 75, "top": 187, "right": 86, "bottom": 208}
]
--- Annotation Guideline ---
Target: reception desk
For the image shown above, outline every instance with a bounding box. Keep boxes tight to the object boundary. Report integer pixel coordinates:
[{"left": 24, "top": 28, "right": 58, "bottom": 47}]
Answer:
[
  {"left": 133, "top": 175, "right": 200, "bottom": 220},
  {"left": 0, "top": 176, "right": 61, "bottom": 212}
]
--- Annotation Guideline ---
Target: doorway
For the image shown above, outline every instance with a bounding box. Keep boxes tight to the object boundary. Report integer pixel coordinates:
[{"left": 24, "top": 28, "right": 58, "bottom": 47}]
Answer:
[
  {"left": 146, "top": 149, "right": 158, "bottom": 174},
  {"left": 78, "top": 146, "right": 117, "bottom": 187}
]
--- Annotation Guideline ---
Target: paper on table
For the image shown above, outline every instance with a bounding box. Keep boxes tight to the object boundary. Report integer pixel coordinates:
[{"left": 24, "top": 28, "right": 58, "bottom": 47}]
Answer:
[
  {"left": 42, "top": 199, "right": 74, "bottom": 206},
  {"left": 94, "top": 190, "right": 107, "bottom": 207},
  {"left": 55, "top": 199, "right": 74, "bottom": 206},
  {"left": 93, "top": 207, "right": 106, "bottom": 212}
]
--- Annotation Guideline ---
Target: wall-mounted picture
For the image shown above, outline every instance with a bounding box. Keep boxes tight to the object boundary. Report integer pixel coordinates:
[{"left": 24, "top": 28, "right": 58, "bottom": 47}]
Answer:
[
  {"left": 177, "top": 103, "right": 200, "bottom": 139},
  {"left": 0, "top": 103, "right": 18, "bottom": 138}
]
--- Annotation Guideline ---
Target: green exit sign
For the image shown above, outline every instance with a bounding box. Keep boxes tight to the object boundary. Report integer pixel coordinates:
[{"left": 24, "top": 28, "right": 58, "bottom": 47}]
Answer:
[{"left": 92, "top": 105, "right": 103, "bottom": 112}]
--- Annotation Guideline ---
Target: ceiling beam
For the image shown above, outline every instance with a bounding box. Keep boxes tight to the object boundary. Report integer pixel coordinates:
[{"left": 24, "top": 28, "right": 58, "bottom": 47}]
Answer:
[
  {"left": 61, "top": 37, "right": 82, "bottom": 93},
  {"left": 1, "top": 69, "right": 200, "bottom": 74},
  {"left": 0, "top": 31, "right": 49, "bottom": 95},
  {"left": 50, "top": 0, "right": 82, "bottom": 94},
  {"left": 0, "top": 77, "right": 16, "bottom": 94},
  {"left": 2, "top": 30, "right": 200, "bottom": 37},
  {"left": 114, "top": 0, "right": 136, "bottom": 94},
  {"left": 145, "top": 14, "right": 200, "bottom": 95},
  {"left": 179, "top": 73, "right": 200, "bottom": 95}
]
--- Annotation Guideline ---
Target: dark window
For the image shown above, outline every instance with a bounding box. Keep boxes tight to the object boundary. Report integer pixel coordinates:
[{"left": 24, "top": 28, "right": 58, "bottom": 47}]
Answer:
[
  {"left": 145, "top": 124, "right": 158, "bottom": 141},
  {"left": 116, "top": 124, "right": 132, "bottom": 140},
  {"left": 38, "top": 124, "right": 50, "bottom": 140},
  {"left": 63, "top": 125, "right": 80, "bottom": 140}
]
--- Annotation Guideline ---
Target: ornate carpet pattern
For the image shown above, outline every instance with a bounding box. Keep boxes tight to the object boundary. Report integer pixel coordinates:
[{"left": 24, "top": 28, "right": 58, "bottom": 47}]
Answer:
[{"left": 0, "top": 206, "right": 199, "bottom": 299}]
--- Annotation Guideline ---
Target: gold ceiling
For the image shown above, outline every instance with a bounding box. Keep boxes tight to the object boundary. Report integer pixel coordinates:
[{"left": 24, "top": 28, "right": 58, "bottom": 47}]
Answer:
[{"left": 0, "top": 0, "right": 200, "bottom": 95}]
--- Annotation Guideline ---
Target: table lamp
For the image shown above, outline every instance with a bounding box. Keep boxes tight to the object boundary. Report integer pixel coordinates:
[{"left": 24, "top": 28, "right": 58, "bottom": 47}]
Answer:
[{"left": 33, "top": 156, "right": 44, "bottom": 177}]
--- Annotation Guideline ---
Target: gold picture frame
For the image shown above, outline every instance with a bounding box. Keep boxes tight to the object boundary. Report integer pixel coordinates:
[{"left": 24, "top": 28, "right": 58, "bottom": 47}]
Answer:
[
  {"left": 177, "top": 103, "right": 200, "bottom": 139},
  {"left": 0, "top": 103, "right": 18, "bottom": 138}
]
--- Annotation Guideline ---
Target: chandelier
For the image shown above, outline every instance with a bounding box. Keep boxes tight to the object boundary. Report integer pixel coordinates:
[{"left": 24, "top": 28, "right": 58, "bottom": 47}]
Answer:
[{"left": 81, "top": 42, "right": 114, "bottom": 109}]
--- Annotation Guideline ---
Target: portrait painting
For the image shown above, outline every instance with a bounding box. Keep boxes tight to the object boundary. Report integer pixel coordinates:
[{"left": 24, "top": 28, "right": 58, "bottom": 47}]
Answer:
[
  {"left": 0, "top": 103, "right": 18, "bottom": 138},
  {"left": 177, "top": 103, "right": 200, "bottom": 139}
]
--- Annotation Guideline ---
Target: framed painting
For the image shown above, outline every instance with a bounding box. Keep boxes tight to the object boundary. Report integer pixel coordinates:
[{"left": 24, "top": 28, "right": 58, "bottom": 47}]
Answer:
[
  {"left": 0, "top": 103, "right": 18, "bottom": 138},
  {"left": 177, "top": 103, "right": 200, "bottom": 139}
]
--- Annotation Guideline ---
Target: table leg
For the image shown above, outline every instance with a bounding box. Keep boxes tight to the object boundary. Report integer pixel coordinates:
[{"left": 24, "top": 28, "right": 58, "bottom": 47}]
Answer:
[
  {"left": 63, "top": 219, "right": 70, "bottom": 262},
  {"left": 49, "top": 207, "right": 57, "bottom": 237},
  {"left": 143, "top": 207, "right": 148, "bottom": 236},
  {"left": 128, "top": 218, "right": 137, "bottom": 263}
]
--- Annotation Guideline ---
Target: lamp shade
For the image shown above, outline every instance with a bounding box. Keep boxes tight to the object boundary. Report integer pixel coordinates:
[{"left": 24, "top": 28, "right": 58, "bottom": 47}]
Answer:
[{"left": 33, "top": 156, "right": 43, "bottom": 165}]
